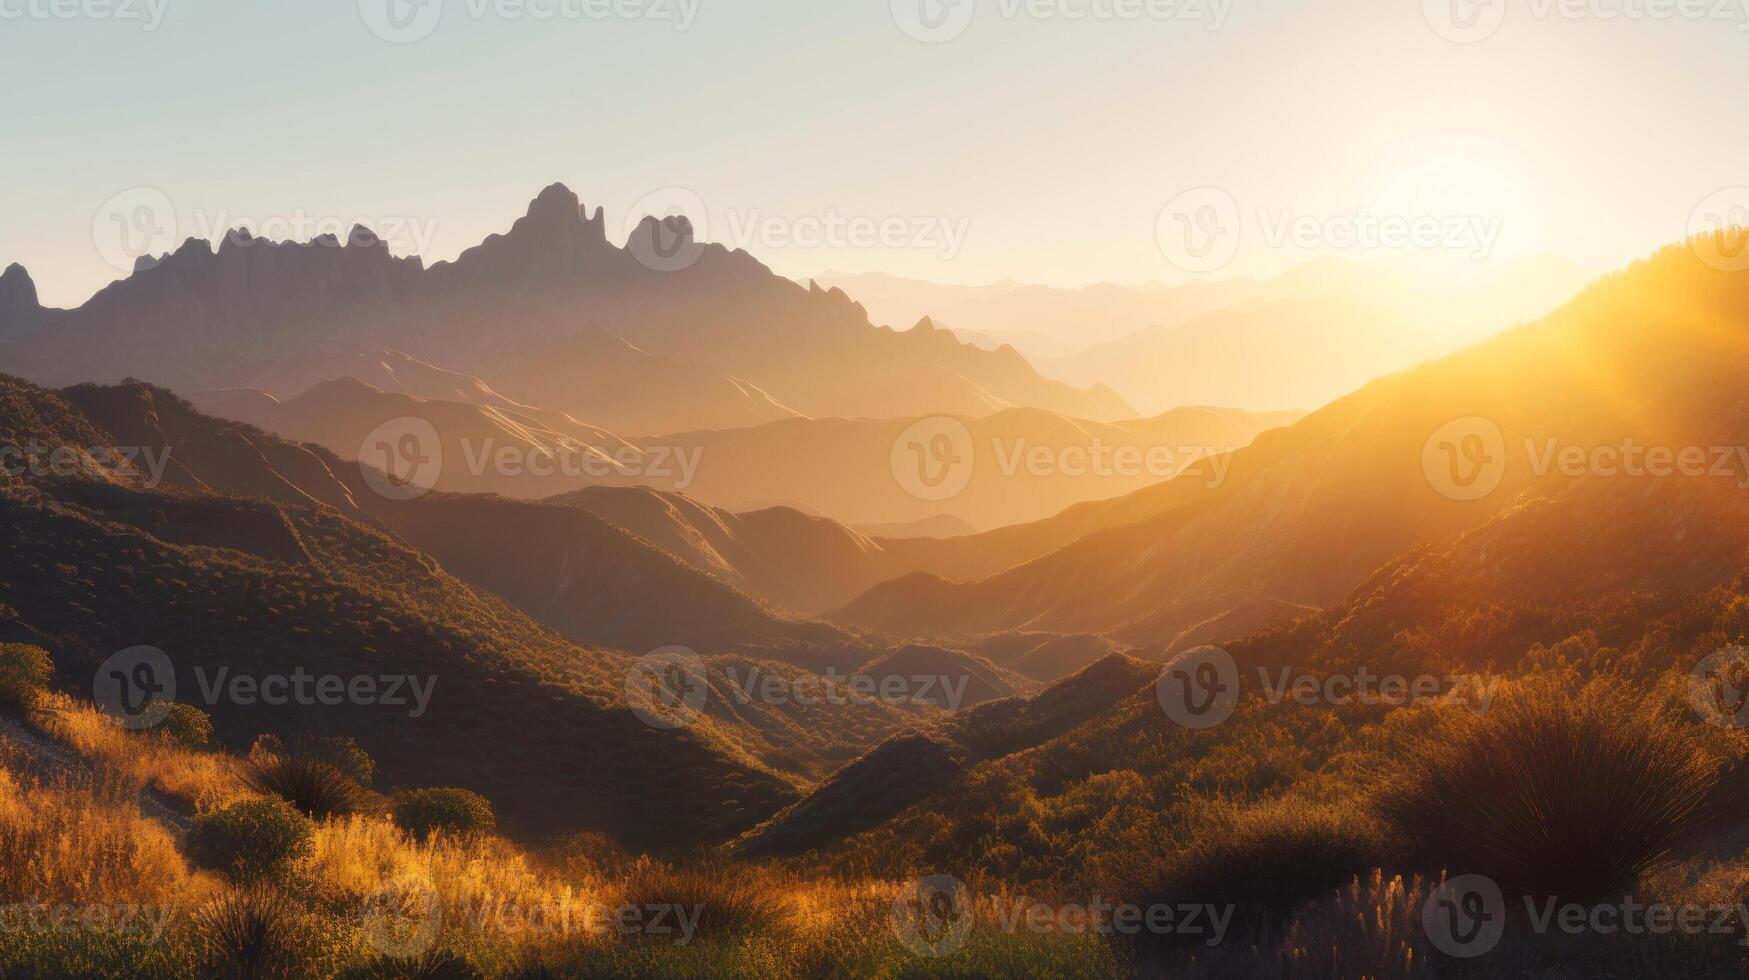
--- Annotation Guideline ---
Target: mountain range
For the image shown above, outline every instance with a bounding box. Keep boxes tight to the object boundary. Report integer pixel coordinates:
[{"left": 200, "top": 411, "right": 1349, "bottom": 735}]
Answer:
[
  {"left": 0, "top": 185, "right": 1128, "bottom": 436},
  {"left": 817, "top": 256, "right": 1591, "bottom": 414},
  {"left": 187, "top": 372, "right": 1297, "bottom": 531},
  {"left": 829, "top": 241, "right": 1749, "bottom": 647}
]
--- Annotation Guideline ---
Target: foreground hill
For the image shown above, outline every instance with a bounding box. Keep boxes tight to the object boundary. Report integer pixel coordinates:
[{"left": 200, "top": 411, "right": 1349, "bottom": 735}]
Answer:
[
  {"left": 799, "top": 459, "right": 1749, "bottom": 896},
  {"left": 7, "top": 377, "right": 1063, "bottom": 835},
  {"left": 0, "top": 377, "right": 805, "bottom": 845},
  {"left": 0, "top": 184, "right": 1128, "bottom": 434},
  {"left": 834, "top": 243, "right": 1749, "bottom": 647}
]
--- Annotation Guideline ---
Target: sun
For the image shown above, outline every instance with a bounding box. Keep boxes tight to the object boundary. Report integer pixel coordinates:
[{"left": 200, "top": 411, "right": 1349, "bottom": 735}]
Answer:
[{"left": 1373, "top": 149, "right": 1541, "bottom": 264}]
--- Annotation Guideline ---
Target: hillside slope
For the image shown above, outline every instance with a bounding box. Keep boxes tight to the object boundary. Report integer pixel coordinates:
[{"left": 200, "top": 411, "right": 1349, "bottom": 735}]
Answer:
[{"left": 834, "top": 244, "right": 1749, "bottom": 647}]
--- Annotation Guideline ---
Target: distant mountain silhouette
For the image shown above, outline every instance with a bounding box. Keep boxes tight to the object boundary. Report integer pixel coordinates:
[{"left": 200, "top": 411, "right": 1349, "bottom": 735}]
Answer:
[
  {"left": 191, "top": 375, "right": 1295, "bottom": 532},
  {"left": 1, "top": 185, "right": 1129, "bottom": 433},
  {"left": 819, "top": 257, "right": 1591, "bottom": 414},
  {"left": 831, "top": 243, "right": 1749, "bottom": 646}
]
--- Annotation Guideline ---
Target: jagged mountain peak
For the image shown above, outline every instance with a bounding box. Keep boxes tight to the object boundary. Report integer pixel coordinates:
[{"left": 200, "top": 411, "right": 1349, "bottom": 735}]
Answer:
[
  {"left": 0, "top": 262, "right": 42, "bottom": 332},
  {"left": 0, "top": 262, "right": 35, "bottom": 303}
]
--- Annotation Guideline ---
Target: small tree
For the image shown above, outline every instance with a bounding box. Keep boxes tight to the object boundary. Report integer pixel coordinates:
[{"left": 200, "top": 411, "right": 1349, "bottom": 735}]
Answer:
[
  {"left": 0, "top": 643, "right": 52, "bottom": 709},
  {"left": 392, "top": 788, "right": 497, "bottom": 841},
  {"left": 187, "top": 799, "right": 314, "bottom": 882}
]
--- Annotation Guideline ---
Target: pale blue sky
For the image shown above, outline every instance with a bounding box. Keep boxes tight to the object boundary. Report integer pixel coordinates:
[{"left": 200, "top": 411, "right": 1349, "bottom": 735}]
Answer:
[{"left": 4, "top": 0, "right": 1747, "bottom": 306}]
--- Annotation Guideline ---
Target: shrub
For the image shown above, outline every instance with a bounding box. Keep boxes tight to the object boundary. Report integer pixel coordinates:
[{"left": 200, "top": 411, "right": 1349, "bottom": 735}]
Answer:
[
  {"left": 1380, "top": 680, "right": 1719, "bottom": 901},
  {"left": 611, "top": 859, "right": 796, "bottom": 940},
  {"left": 158, "top": 702, "right": 213, "bottom": 748},
  {"left": 1130, "top": 798, "right": 1384, "bottom": 953},
  {"left": 252, "top": 734, "right": 375, "bottom": 786},
  {"left": 248, "top": 754, "right": 370, "bottom": 819},
  {"left": 392, "top": 788, "right": 496, "bottom": 841},
  {"left": 195, "top": 887, "right": 305, "bottom": 979},
  {"left": 0, "top": 643, "right": 52, "bottom": 709},
  {"left": 187, "top": 799, "right": 314, "bottom": 881}
]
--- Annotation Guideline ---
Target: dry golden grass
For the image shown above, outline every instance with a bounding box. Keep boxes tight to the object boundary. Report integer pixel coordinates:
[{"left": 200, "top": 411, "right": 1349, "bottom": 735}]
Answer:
[
  {"left": 29, "top": 692, "right": 251, "bottom": 812},
  {"left": 0, "top": 754, "right": 214, "bottom": 909}
]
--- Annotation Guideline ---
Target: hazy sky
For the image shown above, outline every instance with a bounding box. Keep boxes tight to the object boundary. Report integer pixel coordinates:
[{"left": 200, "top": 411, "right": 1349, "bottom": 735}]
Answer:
[{"left": 3, "top": 0, "right": 1747, "bottom": 306}]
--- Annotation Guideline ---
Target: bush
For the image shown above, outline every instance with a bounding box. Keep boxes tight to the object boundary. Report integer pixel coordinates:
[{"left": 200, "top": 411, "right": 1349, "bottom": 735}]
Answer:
[
  {"left": 248, "top": 754, "right": 370, "bottom": 819},
  {"left": 392, "top": 787, "right": 496, "bottom": 841},
  {"left": 613, "top": 859, "right": 793, "bottom": 939},
  {"left": 1130, "top": 799, "right": 1384, "bottom": 953},
  {"left": 187, "top": 799, "right": 314, "bottom": 881},
  {"left": 252, "top": 734, "right": 375, "bottom": 786},
  {"left": 195, "top": 887, "right": 305, "bottom": 979},
  {"left": 1380, "top": 680, "right": 1719, "bottom": 901},
  {"left": 158, "top": 702, "right": 213, "bottom": 748},
  {"left": 0, "top": 643, "right": 51, "bottom": 709},
  {"left": 340, "top": 951, "right": 485, "bottom": 979}
]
